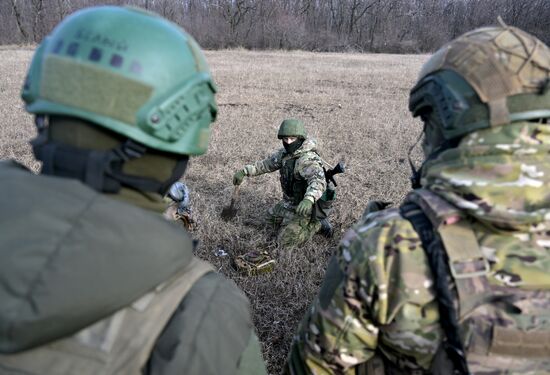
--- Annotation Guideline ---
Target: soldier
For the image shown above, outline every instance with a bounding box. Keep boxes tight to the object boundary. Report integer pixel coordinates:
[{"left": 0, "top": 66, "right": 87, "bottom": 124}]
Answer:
[
  {"left": 285, "top": 25, "right": 550, "bottom": 374},
  {"left": 0, "top": 6, "right": 266, "bottom": 375},
  {"left": 233, "top": 119, "right": 334, "bottom": 249}
]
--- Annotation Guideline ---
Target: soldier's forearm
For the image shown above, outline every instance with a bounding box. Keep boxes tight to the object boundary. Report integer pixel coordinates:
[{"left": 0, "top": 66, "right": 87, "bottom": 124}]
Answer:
[
  {"left": 244, "top": 155, "right": 281, "bottom": 176},
  {"left": 242, "top": 164, "right": 257, "bottom": 177},
  {"left": 243, "top": 163, "right": 267, "bottom": 177},
  {"left": 304, "top": 181, "right": 326, "bottom": 202}
]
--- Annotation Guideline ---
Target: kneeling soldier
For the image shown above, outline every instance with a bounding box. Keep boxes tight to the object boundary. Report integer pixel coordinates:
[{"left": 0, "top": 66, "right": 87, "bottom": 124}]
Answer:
[{"left": 233, "top": 119, "right": 335, "bottom": 248}]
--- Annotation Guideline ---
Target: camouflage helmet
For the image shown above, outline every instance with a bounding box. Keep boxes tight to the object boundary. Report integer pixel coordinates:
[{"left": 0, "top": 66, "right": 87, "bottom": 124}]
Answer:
[
  {"left": 277, "top": 119, "right": 307, "bottom": 139},
  {"left": 409, "top": 26, "right": 550, "bottom": 142},
  {"left": 22, "top": 6, "right": 217, "bottom": 155}
]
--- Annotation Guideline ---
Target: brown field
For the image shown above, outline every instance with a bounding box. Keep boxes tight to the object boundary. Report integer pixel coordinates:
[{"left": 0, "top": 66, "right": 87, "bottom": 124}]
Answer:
[{"left": 0, "top": 48, "right": 427, "bottom": 373}]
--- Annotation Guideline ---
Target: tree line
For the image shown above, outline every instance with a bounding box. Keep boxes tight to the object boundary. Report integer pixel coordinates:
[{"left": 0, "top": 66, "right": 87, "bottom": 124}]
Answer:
[{"left": 2, "top": 0, "right": 549, "bottom": 53}]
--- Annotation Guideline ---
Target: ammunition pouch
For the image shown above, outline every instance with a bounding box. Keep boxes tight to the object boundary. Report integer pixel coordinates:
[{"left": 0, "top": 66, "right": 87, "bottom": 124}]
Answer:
[{"left": 312, "top": 187, "right": 336, "bottom": 220}]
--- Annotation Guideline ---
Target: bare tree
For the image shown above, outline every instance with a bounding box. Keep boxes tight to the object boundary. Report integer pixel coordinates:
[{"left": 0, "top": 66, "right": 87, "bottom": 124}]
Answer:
[
  {"left": 31, "top": 0, "right": 44, "bottom": 43},
  {"left": 220, "top": 0, "right": 256, "bottom": 42},
  {"left": 348, "top": 0, "right": 376, "bottom": 37},
  {"left": 9, "top": 0, "right": 29, "bottom": 41},
  {"left": 1, "top": 0, "right": 548, "bottom": 52}
]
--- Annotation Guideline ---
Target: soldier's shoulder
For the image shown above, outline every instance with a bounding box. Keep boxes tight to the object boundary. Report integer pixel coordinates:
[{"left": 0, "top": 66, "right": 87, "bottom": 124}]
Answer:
[
  {"left": 339, "top": 207, "right": 424, "bottom": 268},
  {"left": 272, "top": 148, "right": 286, "bottom": 159},
  {"left": 350, "top": 207, "right": 413, "bottom": 240},
  {"left": 296, "top": 149, "right": 322, "bottom": 167},
  {"left": 338, "top": 206, "right": 435, "bottom": 321},
  {"left": 301, "top": 148, "right": 321, "bottom": 157},
  {"left": 258, "top": 148, "right": 284, "bottom": 167}
]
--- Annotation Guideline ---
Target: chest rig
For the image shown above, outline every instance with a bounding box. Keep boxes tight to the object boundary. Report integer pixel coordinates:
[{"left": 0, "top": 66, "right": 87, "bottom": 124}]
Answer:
[{"left": 279, "top": 155, "right": 308, "bottom": 205}]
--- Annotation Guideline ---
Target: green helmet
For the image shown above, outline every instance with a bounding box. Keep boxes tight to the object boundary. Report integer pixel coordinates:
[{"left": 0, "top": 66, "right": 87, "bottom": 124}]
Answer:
[
  {"left": 22, "top": 6, "right": 217, "bottom": 155},
  {"left": 409, "top": 26, "right": 550, "bottom": 142},
  {"left": 277, "top": 119, "right": 307, "bottom": 139}
]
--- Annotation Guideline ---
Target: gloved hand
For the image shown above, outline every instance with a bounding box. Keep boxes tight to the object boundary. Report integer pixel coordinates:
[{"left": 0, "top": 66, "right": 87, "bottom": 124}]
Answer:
[
  {"left": 233, "top": 169, "right": 246, "bottom": 185},
  {"left": 296, "top": 198, "right": 313, "bottom": 217}
]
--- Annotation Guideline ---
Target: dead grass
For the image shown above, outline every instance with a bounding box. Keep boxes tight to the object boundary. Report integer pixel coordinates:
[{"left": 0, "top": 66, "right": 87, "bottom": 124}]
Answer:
[{"left": 0, "top": 48, "right": 427, "bottom": 373}]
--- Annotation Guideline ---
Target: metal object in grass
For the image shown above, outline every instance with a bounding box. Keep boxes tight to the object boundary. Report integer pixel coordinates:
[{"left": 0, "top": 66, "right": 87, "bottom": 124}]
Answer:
[
  {"left": 232, "top": 251, "right": 276, "bottom": 276},
  {"left": 214, "top": 247, "right": 228, "bottom": 257}
]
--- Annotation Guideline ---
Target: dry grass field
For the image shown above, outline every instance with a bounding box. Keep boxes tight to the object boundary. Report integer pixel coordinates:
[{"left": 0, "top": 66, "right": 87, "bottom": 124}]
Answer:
[{"left": 0, "top": 48, "right": 427, "bottom": 373}]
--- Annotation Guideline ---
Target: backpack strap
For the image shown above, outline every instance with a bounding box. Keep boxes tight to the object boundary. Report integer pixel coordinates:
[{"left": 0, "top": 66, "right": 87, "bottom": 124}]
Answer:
[
  {"left": 406, "top": 190, "right": 492, "bottom": 315},
  {"left": 437, "top": 221, "right": 492, "bottom": 314},
  {"left": 400, "top": 201, "right": 470, "bottom": 375}
]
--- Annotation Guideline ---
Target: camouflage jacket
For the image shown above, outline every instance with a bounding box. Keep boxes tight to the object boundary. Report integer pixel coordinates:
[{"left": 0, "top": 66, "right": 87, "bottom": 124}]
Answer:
[
  {"left": 243, "top": 138, "right": 326, "bottom": 204},
  {"left": 285, "top": 122, "right": 550, "bottom": 374}
]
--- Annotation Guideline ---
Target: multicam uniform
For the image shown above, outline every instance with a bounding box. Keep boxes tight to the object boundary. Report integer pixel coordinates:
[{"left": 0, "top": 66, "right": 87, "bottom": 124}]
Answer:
[
  {"left": 243, "top": 138, "right": 327, "bottom": 248},
  {"left": 285, "top": 122, "right": 550, "bottom": 374}
]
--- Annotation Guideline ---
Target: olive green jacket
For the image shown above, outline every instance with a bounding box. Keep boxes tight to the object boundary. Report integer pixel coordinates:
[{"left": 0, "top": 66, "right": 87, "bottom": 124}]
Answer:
[{"left": 0, "top": 160, "right": 266, "bottom": 375}]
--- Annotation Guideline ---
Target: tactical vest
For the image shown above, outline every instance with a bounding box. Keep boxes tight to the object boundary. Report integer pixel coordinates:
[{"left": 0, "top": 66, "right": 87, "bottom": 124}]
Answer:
[
  {"left": 387, "top": 189, "right": 550, "bottom": 374},
  {"left": 279, "top": 155, "right": 308, "bottom": 205}
]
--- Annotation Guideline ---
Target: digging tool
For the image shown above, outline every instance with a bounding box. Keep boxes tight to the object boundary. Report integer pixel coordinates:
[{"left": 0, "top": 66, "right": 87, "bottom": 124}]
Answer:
[{"left": 221, "top": 184, "right": 241, "bottom": 220}]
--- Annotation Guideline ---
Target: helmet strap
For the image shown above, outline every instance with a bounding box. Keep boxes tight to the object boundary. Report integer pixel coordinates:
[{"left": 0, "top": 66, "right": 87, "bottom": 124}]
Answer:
[
  {"left": 32, "top": 116, "right": 187, "bottom": 195},
  {"left": 408, "top": 128, "right": 424, "bottom": 189},
  {"left": 408, "top": 123, "right": 461, "bottom": 189}
]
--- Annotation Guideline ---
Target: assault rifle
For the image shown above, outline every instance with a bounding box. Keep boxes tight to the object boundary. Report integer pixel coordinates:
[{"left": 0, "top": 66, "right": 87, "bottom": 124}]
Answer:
[{"left": 324, "top": 161, "right": 345, "bottom": 187}]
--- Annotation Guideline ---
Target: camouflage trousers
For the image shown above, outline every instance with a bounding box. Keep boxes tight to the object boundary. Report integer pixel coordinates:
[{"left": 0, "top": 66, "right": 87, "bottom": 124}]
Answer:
[{"left": 267, "top": 200, "right": 321, "bottom": 248}]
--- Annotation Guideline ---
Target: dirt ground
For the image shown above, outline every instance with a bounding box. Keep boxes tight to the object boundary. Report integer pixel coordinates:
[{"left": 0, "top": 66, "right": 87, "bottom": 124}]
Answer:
[{"left": 0, "top": 48, "right": 427, "bottom": 373}]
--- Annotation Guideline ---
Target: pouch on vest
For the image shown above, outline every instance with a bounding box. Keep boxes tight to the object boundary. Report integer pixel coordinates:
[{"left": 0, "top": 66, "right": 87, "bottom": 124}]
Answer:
[{"left": 312, "top": 187, "right": 335, "bottom": 220}]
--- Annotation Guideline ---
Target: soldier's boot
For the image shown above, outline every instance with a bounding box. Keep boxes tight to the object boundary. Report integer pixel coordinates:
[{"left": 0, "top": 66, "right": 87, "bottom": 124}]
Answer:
[{"left": 319, "top": 218, "right": 333, "bottom": 238}]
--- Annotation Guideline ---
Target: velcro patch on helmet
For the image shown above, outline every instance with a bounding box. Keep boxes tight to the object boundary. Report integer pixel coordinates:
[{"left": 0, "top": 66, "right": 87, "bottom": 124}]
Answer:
[{"left": 41, "top": 55, "right": 153, "bottom": 126}]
